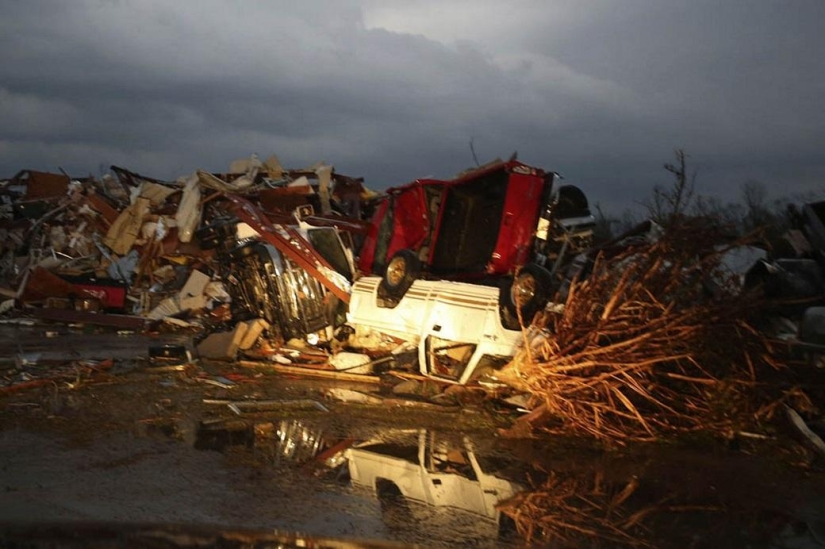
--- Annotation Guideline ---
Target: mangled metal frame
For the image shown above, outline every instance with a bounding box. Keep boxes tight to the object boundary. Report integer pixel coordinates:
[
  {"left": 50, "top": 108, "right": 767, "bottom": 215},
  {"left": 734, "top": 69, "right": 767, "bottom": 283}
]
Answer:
[
  {"left": 210, "top": 193, "right": 354, "bottom": 342},
  {"left": 221, "top": 193, "right": 351, "bottom": 305}
]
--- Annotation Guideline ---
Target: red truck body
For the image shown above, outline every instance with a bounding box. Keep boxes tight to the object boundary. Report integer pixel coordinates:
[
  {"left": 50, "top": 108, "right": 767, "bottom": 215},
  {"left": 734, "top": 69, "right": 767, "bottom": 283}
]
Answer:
[{"left": 358, "top": 160, "right": 555, "bottom": 280}]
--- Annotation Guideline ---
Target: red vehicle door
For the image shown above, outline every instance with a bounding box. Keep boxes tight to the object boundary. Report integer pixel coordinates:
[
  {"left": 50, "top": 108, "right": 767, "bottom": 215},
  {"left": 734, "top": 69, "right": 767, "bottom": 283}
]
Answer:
[
  {"left": 358, "top": 182, "right": 431, "bottom": 274},
  {"left": 486, "top": 171, "right": 547, "bottom": 275}
]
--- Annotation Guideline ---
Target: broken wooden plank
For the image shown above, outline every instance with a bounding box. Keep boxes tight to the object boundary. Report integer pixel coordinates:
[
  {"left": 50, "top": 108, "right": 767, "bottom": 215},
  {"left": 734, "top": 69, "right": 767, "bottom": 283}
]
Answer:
[
  {"left": 103, "top": 197, "right": 151, "bottom": 255},
  {"left": 33, "top": 307, "right": 147, "bottom": 329},
  {"left": 238, "top": 360, "right": 381, "bottom": 383}
]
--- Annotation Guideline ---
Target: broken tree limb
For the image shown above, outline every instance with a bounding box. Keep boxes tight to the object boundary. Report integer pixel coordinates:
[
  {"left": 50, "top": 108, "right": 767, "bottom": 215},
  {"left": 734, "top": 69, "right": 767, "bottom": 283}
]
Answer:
[{"left": 497, "top": 221, "right": 786, "bottom": 442}]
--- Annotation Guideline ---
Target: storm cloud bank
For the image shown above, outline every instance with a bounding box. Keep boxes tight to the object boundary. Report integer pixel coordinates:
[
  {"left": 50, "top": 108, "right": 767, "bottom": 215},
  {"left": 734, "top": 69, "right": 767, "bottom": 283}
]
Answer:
[{"left": 1, "top": 0, "right": 823, "bottom": 212}]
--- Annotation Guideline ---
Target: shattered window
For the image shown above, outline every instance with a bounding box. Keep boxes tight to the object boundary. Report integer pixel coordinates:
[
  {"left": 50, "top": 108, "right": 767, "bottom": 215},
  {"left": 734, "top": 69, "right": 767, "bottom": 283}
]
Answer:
[
  {"left": 357, "top": 443, "right": 418, "bottom": 465},
  {"left": 467, "top": 355, "right": 510, "bottom": 383},
  {"left": 425, "top": 434, "right": 477, "bottom": 480},
  {"left": 426, "top": 336, "right": 477, "bottom": 381},
  {"left": 307, "top": 228, "right": 353, "bottom": 280},
  {"left": 372, "top": 199, "right": 394, "bottom": 273}
]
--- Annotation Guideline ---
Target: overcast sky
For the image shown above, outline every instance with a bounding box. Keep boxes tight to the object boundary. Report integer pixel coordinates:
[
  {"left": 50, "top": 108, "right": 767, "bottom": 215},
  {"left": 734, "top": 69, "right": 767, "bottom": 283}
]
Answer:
[{"left": 1, "top": 0, "right": 823, "bottom": 214}]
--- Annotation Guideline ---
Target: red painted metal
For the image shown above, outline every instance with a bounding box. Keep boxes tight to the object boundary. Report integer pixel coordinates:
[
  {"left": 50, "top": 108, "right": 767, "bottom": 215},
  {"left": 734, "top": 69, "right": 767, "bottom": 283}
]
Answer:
[
  {"left": 357, "top": 198, "right": 388, "bottom": 273},
  {"left": 487, "top": 171, "right": 545, "bottom": 275},
  {"left": 357, "top": 160, "right": 550, "bottom": 278},
  {"left": 387, "top": 182, "right": 430, "bottom": 260}
]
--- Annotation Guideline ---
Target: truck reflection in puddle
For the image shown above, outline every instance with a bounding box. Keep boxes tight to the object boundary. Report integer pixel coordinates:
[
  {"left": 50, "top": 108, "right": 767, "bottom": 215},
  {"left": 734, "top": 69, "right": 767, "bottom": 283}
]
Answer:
[
  {"left": 346, "top": 429, "right": 520, "bottom": 522},
  {"left": 196, "top": 419, "right": 524, "bottom": 526},
  {"left": 345, "top": 429, "right": 522, "bottom": 541},
  {"left": 194, "top": 421, "right": 523, "bottom": 544},
  {"left": 188, "top": 420, "right": 824, "bottom": 548}
]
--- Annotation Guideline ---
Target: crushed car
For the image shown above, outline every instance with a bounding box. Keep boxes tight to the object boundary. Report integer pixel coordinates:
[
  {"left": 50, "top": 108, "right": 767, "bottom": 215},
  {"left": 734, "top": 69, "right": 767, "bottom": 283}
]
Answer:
[
  {"left": 347, "top": 276, "right": 522, "bottom": 384},
  {"left": 197, "top": 196, "right": 355, "bottom": 343}
]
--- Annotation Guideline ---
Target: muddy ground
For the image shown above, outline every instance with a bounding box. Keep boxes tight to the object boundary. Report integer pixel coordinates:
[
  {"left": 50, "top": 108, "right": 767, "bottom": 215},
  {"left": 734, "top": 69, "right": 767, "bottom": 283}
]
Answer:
[{"left": 1, "top": 323, "right": 824, "bottom": 548}]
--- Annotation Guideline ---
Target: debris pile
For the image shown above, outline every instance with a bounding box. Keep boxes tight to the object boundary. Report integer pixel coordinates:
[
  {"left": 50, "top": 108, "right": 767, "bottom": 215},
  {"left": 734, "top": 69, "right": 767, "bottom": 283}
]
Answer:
[
  {"left": 497, "top": 220, "right": 813, "bottom": 441},
  {"left": 2, "top": 155, "right": 823, "bottom": 442},
  {"left": 2, "top": 156, "right": 825, "bottom": 549},
  {"left": 0, "top": 156, "right": 370, "bottom": 356}
]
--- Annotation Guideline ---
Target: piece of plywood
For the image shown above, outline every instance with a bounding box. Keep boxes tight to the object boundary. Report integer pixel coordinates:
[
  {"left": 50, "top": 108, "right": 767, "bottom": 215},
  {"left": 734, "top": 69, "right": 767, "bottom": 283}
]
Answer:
[
  {"left": 103, "top": 197, "right": 151, "bottom": 255},
  {"left": 197, "top": 323, "right": 249, "bottom": 360}
]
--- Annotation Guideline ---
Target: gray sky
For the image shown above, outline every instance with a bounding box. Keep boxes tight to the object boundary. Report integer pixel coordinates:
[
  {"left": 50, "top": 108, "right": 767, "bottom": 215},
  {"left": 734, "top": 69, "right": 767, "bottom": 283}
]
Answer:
[{"left": 1, "top": 0, "right": 823, "bottom": 214}]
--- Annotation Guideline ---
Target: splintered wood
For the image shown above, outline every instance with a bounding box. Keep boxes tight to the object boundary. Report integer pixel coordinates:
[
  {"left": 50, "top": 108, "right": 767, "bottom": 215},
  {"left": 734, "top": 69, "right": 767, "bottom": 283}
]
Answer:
[
  {"left": 499, "top": 222, "right": 792, "bottom": 442},
  {"left": 498, "top": 472, "right": 655, "bottom": 547}
]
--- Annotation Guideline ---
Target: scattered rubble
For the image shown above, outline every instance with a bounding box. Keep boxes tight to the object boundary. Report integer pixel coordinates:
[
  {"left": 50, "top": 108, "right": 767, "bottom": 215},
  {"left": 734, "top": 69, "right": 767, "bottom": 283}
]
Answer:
[
  {"left": 0, "top": 155, "right": 369, "bottom": 355},
  {"left": 3, "top": 153, "right": 825, "bottom": 547},
  {"left": 2, "top": 157, "right": 824, "bottom": 437}
]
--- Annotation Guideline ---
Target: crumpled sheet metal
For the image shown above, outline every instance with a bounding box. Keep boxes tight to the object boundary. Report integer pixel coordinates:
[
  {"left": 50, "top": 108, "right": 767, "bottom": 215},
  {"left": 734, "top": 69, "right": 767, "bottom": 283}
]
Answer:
[{"left": 222, "top": 193, "right": 352, "bottom": 304}]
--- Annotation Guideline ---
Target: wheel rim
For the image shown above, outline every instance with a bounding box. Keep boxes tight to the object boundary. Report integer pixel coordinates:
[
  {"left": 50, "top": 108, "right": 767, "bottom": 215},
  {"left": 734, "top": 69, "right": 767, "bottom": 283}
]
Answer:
[
  {"left": 386, "top": 256, "right": 408, "bottom": 286},
  {"left": 511, "top": 273, "right": 537, "bottom": 307}
]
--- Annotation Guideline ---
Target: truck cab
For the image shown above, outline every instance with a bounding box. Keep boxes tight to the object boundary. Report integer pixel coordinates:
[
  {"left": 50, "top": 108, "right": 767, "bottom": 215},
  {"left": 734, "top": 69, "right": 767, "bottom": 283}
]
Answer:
[
  {"left": 357, "top": 159, "right": 595, "bottom": 326},
  {"left": 347, "top": 276, "right": 520, "bottom": 384}
]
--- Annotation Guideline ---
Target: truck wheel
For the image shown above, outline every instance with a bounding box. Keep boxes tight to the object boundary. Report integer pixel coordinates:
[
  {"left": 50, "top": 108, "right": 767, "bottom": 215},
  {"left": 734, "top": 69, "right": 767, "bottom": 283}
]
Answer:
[
  {"left": 503, "top": 264, "right": 553, "bottom": 325},
  {"left": 376, "top": 479, "right": 410, "bottom": 526},
  {"left": 380, "top": 249, "right": 421, "bottom": 298}
]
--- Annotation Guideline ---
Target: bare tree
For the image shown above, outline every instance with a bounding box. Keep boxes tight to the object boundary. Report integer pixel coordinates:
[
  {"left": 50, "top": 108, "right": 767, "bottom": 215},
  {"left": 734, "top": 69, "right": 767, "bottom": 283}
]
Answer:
[
  {"left": 740, "top": 179, "right": 774, "bottom": 233},
  {"left": 693, "top": 194, "right": 744, "bottom": 230},
  {"left": 643, "top": 149, "right": 696, "bottom": 228},
  {"left": 592, "top": 203, "right": 615, "bottom": 244}
]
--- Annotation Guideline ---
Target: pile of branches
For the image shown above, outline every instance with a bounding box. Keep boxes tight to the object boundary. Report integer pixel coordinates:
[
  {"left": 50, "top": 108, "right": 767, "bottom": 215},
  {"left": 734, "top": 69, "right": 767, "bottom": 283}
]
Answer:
[
  {"left": 498, "top": 220, "right": 806, "bottom": 441},
  {"left": 499, "top": 472, "right": 656, "bottom": 547},
  {"left": 497, "top": 468, "right": 784, "bottom": 547}
]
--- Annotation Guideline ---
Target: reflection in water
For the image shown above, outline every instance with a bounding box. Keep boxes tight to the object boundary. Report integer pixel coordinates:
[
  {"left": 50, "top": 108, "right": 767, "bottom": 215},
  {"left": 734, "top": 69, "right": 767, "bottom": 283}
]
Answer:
[
  {"left": 345, "top": 429, "right": 521, "bottom": 545},
  {"left": 256, "top": 419, "right": 327, "bottom": 465},
  {"left": 192, "top": 421, "right": 824, "bottom": 548},
  {"left": 346, "top": 430, "right": 520, "bottom": 519},
  {"left": 497, "top": 456, "right": 825, "bottom": 548},
  {"left": 345, "top": 429, "right": 523, "bottom": 543}
]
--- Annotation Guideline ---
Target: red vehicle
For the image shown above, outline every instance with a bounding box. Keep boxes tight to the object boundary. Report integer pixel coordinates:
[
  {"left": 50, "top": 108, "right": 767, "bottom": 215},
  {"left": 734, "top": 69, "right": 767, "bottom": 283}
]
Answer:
[{"left": 358, "top": 159, "right": 595, "bottom": 326}]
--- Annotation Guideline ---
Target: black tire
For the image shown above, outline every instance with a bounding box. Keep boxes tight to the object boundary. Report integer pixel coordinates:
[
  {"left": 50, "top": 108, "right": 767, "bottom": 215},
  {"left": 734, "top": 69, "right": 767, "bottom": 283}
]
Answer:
[
  {"left": 380, "top": 249, "right": 421, "bottom": 299},
  {"left": 501, "top": 264, "right": 553, "bottom": 326}
]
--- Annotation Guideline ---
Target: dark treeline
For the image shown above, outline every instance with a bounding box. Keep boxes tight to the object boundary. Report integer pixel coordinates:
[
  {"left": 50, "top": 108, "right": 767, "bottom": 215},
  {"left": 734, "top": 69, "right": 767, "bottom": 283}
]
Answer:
[{"left": 594, "top": 149, "right": 824, "bottom": 250}]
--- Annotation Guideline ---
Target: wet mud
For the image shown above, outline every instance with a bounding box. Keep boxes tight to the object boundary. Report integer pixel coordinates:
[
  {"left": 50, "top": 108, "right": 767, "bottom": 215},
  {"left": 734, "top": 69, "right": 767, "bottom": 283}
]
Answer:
[{"left": 1, "top": 325, "right": 824, "bottom": 548}]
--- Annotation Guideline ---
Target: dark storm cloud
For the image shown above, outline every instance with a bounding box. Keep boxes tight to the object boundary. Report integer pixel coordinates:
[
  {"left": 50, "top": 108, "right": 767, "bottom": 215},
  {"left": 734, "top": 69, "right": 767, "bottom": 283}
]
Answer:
[{"left": 1, "top": 0, "right": 823, "bottom": 214}]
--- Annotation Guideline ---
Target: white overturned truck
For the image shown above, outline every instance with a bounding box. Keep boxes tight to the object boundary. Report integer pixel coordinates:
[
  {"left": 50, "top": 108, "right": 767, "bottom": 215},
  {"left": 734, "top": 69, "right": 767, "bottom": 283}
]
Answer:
[{"left": 346, "top": 276, "right": 523, "bottom": 385}]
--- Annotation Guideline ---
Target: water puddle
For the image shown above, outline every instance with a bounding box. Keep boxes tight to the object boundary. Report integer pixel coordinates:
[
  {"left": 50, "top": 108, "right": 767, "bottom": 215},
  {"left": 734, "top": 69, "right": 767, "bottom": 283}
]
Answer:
[{"left": 180, "top": 419, "right": 825, "bottom": 548}]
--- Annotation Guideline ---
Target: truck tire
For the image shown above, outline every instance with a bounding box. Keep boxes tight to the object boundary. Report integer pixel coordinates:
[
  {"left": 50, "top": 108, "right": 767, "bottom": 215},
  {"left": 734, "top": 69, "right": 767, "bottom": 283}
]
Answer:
[
  {"left": 502, "top": 264, "right": 553, "bottom": 326},
  {"left": 380, "top": 249, "right": 421, "bottom": 299}
]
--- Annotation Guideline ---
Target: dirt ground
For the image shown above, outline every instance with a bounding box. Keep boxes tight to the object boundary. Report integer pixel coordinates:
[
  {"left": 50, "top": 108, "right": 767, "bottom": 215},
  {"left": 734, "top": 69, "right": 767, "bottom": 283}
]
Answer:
[{"left": 1, "top": 322, "right": 825, "bottom": 548}]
